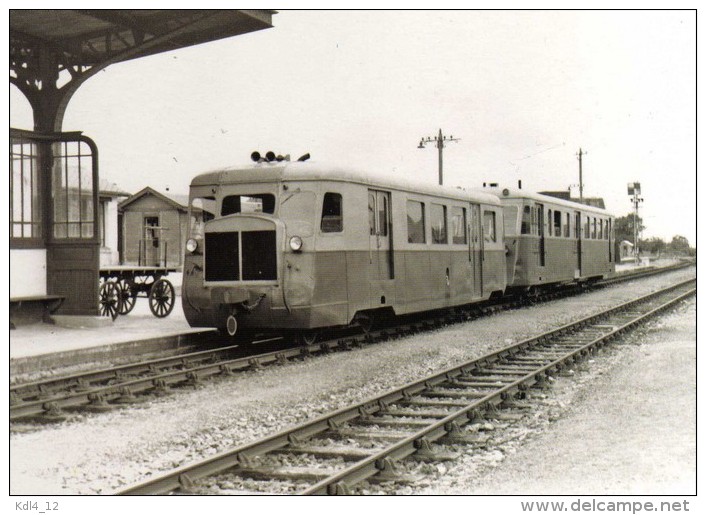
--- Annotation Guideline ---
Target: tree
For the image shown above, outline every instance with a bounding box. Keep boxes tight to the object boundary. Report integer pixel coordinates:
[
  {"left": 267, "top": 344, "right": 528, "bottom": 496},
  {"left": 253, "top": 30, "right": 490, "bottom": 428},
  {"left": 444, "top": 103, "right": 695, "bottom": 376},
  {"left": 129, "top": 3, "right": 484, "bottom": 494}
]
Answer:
[
  {"left": 640, "top": 237, "right": 666, "bottom": 256},
  {"left": 668, "top": 235, "right": 692, "bottom": 255},
  {"left": 614, "top": 214, "right": 645, "bottom": 245}
]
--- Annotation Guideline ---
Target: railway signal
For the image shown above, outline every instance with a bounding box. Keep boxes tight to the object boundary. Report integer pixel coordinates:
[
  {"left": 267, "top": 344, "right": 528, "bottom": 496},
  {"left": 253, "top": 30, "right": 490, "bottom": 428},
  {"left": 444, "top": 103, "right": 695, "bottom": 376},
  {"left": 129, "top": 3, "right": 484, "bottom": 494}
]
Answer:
[{"left": 628, "top": 182, "right": 644, "bottom": 260}]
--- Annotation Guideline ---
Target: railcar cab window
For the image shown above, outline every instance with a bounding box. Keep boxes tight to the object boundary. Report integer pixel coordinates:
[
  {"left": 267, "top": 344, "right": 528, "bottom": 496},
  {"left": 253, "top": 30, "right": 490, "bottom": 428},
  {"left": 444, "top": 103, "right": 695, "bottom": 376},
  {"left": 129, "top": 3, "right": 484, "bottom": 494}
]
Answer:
[
  {"left": 431, "top": 204, "right": 447, "bottom": 244},
  {"left": 221, "top": 194, "right": 275, "bottom": 216},
  {"left": 189, "top": 196, "right": 216, "bottom": 239},
  {"left": 321, "top": 192, "right": 343, "bottom": 232},
  {"left": 503, "top": 205, "right": 519, "bottom": 236},
  {"left": 451, "top": 206, "right": 467, "bottom": 244},
  {"left": 483, "top": 210, "right": 497, "bottom": 243},
  {"left": 407, "top": 200, "right": 426, "bottom": 243}
]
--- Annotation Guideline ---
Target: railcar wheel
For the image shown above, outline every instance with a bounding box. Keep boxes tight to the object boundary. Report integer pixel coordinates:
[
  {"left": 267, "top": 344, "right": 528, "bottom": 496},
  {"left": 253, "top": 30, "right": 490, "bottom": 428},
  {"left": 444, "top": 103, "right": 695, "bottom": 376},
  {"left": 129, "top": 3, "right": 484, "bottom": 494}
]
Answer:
[
  {"left": 149, "top": 279, "right": 175, "bottom": 318},
  {"left": 296, "top": 330, "right": 319, "bottom": 346},
  {"left": 99, "top": 282, "right": 121, "bottom": 320},
  {"left": 117, "top": 278, "right": 137, "bottom": 315},
  {"left": 355, "top": 313, "right": 375, "bottom": 335}
]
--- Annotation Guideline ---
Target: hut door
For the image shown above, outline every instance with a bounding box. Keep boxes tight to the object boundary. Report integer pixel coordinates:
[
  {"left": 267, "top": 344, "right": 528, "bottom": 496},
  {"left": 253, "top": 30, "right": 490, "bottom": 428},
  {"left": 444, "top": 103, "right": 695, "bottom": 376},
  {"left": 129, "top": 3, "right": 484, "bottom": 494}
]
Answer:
[{"left": 143, "top": 216, "right": 161, "bottom": 266}]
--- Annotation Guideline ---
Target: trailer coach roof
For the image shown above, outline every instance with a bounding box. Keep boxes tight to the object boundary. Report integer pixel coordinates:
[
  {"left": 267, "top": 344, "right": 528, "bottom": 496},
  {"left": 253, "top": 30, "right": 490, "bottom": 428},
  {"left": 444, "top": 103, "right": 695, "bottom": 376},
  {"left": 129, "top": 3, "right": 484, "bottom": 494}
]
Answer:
[
  {"left": 478, "top": 186, "right": 613, "bottom": 216},
  {"left": 190, "top": 161, "right": 501, "bottom": 205}
]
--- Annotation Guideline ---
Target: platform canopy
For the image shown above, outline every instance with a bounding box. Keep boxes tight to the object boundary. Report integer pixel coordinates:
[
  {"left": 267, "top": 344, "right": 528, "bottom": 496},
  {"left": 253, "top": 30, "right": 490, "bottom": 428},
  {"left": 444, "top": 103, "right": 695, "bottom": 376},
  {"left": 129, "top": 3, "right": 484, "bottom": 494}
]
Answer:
[{"left": 10, "top": 9, "right": 275, "bottom": 131}]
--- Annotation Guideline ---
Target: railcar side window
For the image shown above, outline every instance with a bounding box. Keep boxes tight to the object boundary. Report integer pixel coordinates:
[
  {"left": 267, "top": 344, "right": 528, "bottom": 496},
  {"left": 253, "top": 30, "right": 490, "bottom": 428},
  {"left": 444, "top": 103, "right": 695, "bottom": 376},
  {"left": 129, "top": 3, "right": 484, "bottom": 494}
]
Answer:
[
  {"left": 407, "top": 200, "right": 426, "bottom": 243},
  {"left": 431, "top": 204, "right": 447, "bottom": 244},
  {"left": 189, "top": 196, "right": 216, "bottom": 239},
  {"left": 598, "top": 219, "right": 603, "bottom": 240},
  {"left": 377, "top": 193, "right": 389, "bottom": 237},
  {"left": 565, "top": 213, "right": 570, "bottom": 237},
  {"left": 221, "top": 194, "right": 275, "bottom": 215},
  {"left": 521, "top": 205, "right": 531, "bottom": 234},
  {"left": 553, "top": 210, "right": 562, "bottom": 237},
  {"left": 547, "top": 209, "right": 552, "bottom": 237},
  {"left": 585, "top": 217, "right": 590, "bottom": 239},
  {"left": 483, "top": 210, "right": 496, "bottom": 243},
  {"left": 592, "top": 218, "right": 597, "bottom": 239},
  {"left": 451, "top": 207, "right": 467, "bottom": 244},
  {"left": 321, "top": 193, "right": 343, "bottom": 232}
]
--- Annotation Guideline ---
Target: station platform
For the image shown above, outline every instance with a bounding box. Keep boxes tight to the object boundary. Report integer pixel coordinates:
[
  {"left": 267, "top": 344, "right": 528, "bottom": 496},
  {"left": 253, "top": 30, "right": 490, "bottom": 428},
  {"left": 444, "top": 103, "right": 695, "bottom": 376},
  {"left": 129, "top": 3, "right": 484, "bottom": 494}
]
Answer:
[
  {"left": 9, "top": 259, "right": 674, "bottom": 379},
  {"left": 10, "top": 277, "right": 216, "bottom": 379}
]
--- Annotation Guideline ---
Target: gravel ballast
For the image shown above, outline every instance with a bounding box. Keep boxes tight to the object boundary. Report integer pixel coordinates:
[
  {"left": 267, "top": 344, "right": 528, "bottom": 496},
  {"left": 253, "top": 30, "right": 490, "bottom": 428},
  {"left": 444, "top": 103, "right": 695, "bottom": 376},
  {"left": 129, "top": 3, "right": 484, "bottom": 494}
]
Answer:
[{"left": 9, "top": 269, "right": 695, "bottom": 494}]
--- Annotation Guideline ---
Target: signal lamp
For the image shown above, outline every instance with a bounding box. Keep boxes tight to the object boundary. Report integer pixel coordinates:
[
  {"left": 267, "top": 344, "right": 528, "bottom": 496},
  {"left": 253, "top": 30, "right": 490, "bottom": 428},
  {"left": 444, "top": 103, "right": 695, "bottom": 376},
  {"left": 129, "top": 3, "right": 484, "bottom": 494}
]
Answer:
[
  {"left": 266, "top": 151, "right": 276, "bottom": 162},
  {"left": 251, "top": 151, "right": 261, "bottom": 162}
]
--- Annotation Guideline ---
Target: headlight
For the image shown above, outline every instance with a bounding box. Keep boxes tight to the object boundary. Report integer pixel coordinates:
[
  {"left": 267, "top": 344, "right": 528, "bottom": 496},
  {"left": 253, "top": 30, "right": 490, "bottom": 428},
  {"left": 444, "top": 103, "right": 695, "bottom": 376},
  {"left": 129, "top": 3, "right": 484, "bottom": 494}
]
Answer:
[
  {"left": 289, "top": 235, "right": 303, "bottom": 252},
  {"left": 186, "top": 238, "right": 198, "bottom": 253}
]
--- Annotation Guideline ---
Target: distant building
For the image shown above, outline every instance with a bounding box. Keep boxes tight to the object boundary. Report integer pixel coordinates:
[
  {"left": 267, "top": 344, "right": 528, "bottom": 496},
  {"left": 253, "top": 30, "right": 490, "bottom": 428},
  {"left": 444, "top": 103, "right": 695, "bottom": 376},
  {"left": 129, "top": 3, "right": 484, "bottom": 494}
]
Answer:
[
  {"left": 620, "top": 240, "right": 635, "bottom": 260},
  {"left": 99, "top": 180, "right": 131, "bottom": 267},
  {"left": 540, "top": 190, "right": 606, "bottom": 209},
  {"left": 118, "top": 187, "right": 190, "bottom": 268}
]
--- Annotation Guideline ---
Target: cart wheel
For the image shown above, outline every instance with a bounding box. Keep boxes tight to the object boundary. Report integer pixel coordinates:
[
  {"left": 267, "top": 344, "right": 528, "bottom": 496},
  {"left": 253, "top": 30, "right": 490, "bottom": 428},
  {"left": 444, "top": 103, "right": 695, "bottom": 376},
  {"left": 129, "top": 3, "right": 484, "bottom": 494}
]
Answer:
[
  {"left": 149, "top": 278, "right": 175, "bottom": 318},
  {"left": 117, "top": 278, "right": 137, "bottom": 315},
  {"left": 99, "top": 282, "right": 121, "bottom": 320}
]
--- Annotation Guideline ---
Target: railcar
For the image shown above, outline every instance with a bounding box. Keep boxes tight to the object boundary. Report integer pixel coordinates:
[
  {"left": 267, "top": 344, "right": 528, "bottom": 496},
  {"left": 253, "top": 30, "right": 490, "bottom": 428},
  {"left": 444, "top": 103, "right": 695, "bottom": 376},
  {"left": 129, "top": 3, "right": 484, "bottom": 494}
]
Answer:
[
  {"left": 181, "top": 158, "right": 506, "bottom": 340},
  {"left": 482, "top": 186, "right": 615, "bottom": 293}
]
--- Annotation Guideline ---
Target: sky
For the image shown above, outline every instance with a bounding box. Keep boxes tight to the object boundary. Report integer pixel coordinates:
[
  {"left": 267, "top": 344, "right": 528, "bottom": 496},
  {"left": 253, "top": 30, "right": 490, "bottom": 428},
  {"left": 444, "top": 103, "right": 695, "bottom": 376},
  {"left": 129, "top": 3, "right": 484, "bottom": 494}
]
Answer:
[{"left": 9, "top": 9, "right": 697, "bottom": 244}]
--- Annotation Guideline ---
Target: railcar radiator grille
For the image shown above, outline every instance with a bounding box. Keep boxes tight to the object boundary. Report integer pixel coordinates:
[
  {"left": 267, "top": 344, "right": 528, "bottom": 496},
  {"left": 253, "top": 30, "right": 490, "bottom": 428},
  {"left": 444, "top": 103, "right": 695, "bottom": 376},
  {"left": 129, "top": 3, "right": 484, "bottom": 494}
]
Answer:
[
  {"left": 205, "top": 232, "right": 239, "bottom": 281},
  {"left": 242, "top": 231, "right": 277, "bottom": 280},
  {"left": 204, "top": 230, "right": 277, "bottom": 281}
]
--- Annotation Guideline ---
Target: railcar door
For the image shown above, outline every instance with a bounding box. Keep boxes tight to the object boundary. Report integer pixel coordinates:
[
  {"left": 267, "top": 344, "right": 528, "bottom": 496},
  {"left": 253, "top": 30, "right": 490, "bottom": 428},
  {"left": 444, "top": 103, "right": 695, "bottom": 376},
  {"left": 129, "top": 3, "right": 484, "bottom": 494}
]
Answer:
[
  {"left": 368, "top": 190, "right": 394, "bottom": 307},
  {"left": 574, "top": 211, "right": 582, "bottom": 278},
  {"left": 469, "top": 204, "right": 483, "bottom": 297},
  {"left": 537, "top": 203, "right": 546, "bottom": 267}
]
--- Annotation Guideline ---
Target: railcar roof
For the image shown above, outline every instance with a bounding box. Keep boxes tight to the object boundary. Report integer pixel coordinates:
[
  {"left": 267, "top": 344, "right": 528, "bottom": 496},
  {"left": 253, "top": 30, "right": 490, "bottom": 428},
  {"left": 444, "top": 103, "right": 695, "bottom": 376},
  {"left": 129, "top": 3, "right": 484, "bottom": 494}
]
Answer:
[
  {"left": 190, "top": 161, "right": 501, "bottom": 205},
  {"left": 477, "top": 186, "right": 613, "bottom": 216}
]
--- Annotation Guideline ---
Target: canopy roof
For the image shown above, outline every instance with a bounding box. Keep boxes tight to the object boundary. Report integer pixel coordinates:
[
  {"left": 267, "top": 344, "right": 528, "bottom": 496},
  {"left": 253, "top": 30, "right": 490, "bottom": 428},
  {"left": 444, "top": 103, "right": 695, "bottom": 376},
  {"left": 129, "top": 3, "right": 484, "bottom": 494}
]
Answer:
[{"left": 10, "top": 10, "right": 275, "bottom": 66}]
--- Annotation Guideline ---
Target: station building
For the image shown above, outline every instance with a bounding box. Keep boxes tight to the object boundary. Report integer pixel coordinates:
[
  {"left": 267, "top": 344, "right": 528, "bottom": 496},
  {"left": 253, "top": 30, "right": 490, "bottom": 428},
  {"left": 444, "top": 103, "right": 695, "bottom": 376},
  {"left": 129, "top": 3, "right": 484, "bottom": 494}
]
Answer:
[{"left": 9, "top": 10, "right": 275, "bottom": 321}]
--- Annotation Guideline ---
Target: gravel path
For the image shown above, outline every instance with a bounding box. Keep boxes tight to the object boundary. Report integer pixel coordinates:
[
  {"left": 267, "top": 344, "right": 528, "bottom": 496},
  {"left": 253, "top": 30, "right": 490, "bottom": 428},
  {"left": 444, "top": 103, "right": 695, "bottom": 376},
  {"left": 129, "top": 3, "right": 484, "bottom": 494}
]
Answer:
[
  {"left": 411, "top": 298, "right": 696, "bottom": 495},
  {"left": 9, "top": 268, "right": 695, "bottom": 494}
]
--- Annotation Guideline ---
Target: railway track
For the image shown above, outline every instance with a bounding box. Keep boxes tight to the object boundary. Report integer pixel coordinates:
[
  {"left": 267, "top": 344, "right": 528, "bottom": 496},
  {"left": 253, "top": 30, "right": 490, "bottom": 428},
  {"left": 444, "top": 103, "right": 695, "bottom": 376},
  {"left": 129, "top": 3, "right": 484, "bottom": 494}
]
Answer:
[
  {"left": 9, "top": 262, "right": 693, "bottom": 423},
  {"left": 116, "top": 278, "right": 695, "bottom": 495}
]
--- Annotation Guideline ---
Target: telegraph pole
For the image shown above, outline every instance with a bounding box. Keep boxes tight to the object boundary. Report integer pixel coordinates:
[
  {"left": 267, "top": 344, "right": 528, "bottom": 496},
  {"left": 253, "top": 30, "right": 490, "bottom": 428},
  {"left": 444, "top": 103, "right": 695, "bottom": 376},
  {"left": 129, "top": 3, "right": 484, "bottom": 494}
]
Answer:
[
  {"left": 576, "top": 148, "right": 586, "bottom": 202},
  {"left": 418, "top": 129, "right": 460, "bottom": 185}
]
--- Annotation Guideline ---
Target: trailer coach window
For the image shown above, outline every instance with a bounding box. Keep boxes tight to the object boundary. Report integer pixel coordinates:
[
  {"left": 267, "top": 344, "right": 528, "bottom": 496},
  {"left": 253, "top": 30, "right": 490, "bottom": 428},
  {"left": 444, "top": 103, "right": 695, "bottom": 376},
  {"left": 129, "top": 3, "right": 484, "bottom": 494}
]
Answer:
[
  {"left": 431, "top": 204, "right": 447, "bottom": 244},
  {"left": 554, "top": 210, "right": 562, "bottom": 237},
  {"left": 321, "top": 193, "right": 343, "bottom": 232},
  {"left": 451, "top": 206, "right": 467, "bottom": 244},
  {"left": 483, "top": 210, "right": 497, "bottom": 243},
  {"left": 221, "top": 194, "right": 275, "bottom": 216},
  {"left": 407, "top": 200, "right": 426, "bottom": 243}
]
